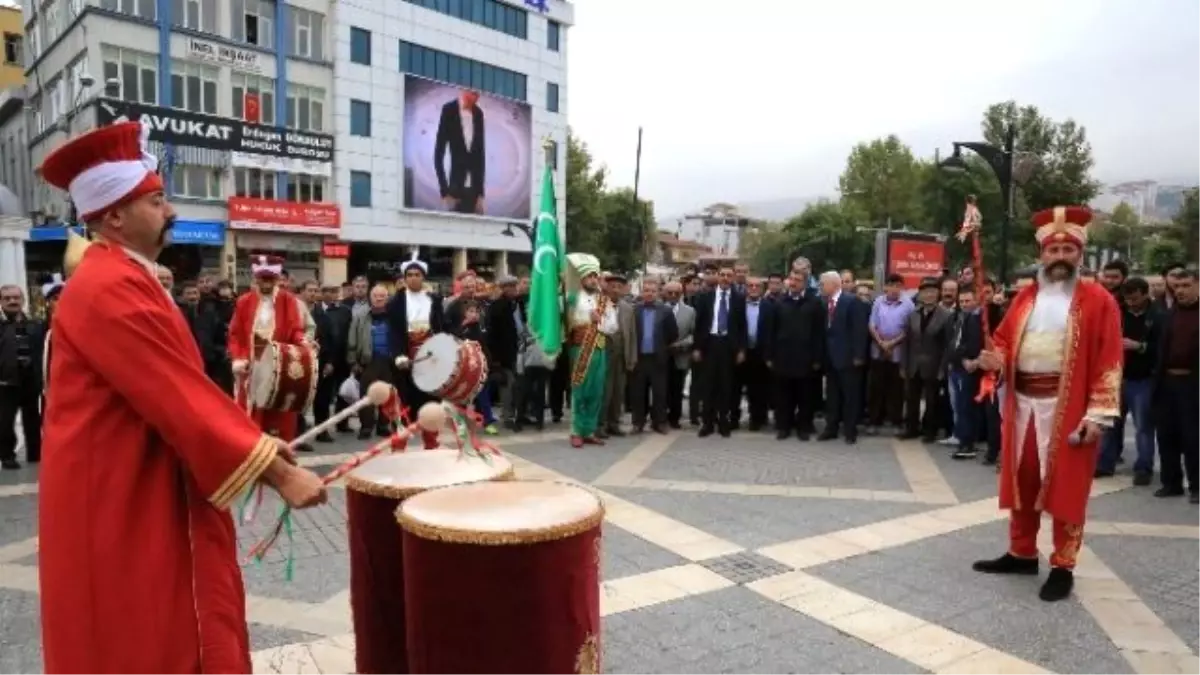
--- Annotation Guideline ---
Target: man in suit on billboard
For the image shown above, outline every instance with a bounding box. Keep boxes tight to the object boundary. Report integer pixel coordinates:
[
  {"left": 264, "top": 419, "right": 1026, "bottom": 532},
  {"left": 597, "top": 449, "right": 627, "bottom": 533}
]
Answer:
[{"left": 434, "top": 89, "right": 486, "bottom": 215}]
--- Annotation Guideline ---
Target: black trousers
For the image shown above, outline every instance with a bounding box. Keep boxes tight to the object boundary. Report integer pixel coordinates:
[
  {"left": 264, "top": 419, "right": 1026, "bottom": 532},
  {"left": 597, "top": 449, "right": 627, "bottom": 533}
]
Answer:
[
  {"left": 866, "top": 359, "right": 904, "bottom": 427},
  {"left": 207, "top": 360, "right": 234, "bottom": 398},
  {"left": 516, "top": 366, "right": 550, "bottom": 426},
  {"left": 1157, "top": 374, "right": 1199, "bottom": 493},
  {"left": 688, "top": 363, "right": 704, "bottom": 423},
  {"left": 733, "top": 347, "right": 770, "bottom": 426},
  {"left": 0, "top": 382, "right": 41, "bottom": 462},
  {"left": 358, "top": 357, "right": 397, "bottom": 432},
  {"left": 548, "top": 349, "right": 570, "bottom": 420},
  {"left": 631, "top": 356, "right": 668, "bottom": 427},
  {"left": 903, "top": 373, "right": 941, "bottom": 436},
  {"left": 824, "top": 366, "right": 861, "bottom": 438},
  {"left": 980, "top": 395, "right": 1002, "bottom": 462},
  {"left": 667, "top": 362, "right": 687, "bottom": 425},
  {"left": 314, "top": 362, "right": 351, "bottom": 430},
  {"left": 774, "top": 373, "right": 815, "bottom": 433},
  {"left": 700, "top": 337, "right": 736, "bottom": 430}
]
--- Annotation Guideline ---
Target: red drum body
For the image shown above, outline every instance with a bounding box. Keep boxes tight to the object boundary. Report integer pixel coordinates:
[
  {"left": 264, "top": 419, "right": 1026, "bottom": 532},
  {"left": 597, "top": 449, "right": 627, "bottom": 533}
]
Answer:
[
  {"left": 397, "top": 481, "right": 604, "bottom": 674},
  {"left": 250, "top": 341, "right": 318, "bottom": 414},
  {"left": 411, "top": 333, "right": 488, "bottom": 405},
  {"left": 345, "top": 450, "right": 514, "bottom": 674}
]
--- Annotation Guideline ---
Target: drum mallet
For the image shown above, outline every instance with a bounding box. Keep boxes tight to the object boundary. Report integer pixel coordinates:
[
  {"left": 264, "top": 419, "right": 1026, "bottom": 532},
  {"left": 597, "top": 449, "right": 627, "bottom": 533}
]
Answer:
[{"left": 287, "top": 381, "right": 395, "bottom": 450}]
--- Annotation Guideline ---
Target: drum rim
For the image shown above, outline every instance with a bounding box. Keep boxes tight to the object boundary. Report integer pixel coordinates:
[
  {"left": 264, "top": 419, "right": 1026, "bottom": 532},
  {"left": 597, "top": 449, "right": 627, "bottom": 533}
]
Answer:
[
  {"left": 395, "top": 480, "right": 605, "bottom": 546},
  {"left": 412, "top": 333, "right": 457, "bottom": 390},
  {"left": 345, "top": 458, "right": 515, "bottom": 499}
]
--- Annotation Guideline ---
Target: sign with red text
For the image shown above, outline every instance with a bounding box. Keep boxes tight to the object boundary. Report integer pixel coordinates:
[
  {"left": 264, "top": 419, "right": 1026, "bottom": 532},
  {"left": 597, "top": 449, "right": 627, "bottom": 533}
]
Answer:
[
  {"left": 228, "top": 198, "right": 341, "bottom": 236},
  {"left": 321, "top": 240, "right": 351, "bottom": 258},
  {"left": 874, "top": 232, "right": 945, "bottom": 291}
]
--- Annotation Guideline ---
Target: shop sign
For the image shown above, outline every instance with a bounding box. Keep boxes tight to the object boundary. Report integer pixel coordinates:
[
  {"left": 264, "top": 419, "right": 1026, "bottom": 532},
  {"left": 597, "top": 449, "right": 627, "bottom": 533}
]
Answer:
[{"left": 228, "top": 198, "right": 341, "bottom": 236}]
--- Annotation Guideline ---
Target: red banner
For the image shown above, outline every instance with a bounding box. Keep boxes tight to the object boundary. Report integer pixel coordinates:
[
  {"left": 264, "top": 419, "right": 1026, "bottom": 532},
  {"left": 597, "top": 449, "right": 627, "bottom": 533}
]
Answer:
[
  {"left": 887, "top": 237, "right": 945, "bottom": 290},
  {"left": 321, "top": 240, "right": 350, "bottom": 258},
  {"left": 244, "top": 92, "right": 261, "bottom": 123},
  {"left": 228, "top": 198, "right": 341, "bottom": 236}
]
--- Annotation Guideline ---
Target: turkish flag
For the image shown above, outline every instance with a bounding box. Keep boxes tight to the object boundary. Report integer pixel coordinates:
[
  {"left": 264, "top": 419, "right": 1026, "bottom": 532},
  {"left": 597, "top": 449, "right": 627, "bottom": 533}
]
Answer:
[{"left": 244, "top": 92, "right": 261, "bottom": 123}]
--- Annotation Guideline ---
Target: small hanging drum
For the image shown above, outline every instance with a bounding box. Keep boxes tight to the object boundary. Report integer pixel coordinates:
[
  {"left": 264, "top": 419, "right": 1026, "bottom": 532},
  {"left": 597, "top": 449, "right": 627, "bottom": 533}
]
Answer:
[
  {"left": 250, "top": 341, "right": 318, "bottom": 413},
  {"left": 411, "top": 333, "right": 489, "bottom": 405},
  {"left": 397, "top": 480, "right": 604, "bottom": 674},
  {"left": 345, "top": 449, "right": 514, "bottom": 675}
]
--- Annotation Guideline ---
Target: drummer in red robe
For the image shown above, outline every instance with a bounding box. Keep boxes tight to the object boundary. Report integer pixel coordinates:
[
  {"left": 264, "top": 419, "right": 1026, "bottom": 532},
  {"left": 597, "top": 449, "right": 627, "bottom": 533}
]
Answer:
[
  {"left": 37, "top": 120, "right": 328, "bottom": 674},
  {"left": 386, "top": 251, "right": 445, "bottom": 448},
  {"left": 228, "top": 254, "right": 309, "bottom": 440},
  {"left": 973, "top": 206, "right": 1123, "bottom": 602}
]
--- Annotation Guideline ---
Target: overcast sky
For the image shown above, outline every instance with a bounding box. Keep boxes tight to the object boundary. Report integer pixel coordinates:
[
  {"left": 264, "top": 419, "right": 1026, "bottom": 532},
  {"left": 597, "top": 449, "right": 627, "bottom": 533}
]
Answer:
[{"left": 567, "top": 0, "right": 1200, "bottom": 216}]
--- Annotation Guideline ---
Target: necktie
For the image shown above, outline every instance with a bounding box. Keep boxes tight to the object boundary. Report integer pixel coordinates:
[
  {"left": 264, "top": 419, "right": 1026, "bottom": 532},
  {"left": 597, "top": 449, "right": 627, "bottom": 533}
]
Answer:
[
  {"left": 827, "top": 297, "right": 836, "bottom": 325},
  {"left": 717, "top": 291, "right": 729, "bottom": 335}
]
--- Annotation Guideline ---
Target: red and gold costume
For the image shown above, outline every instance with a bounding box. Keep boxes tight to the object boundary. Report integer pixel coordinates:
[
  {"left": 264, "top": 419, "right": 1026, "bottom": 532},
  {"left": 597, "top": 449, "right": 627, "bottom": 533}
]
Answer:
[
  {"left": 990, "top": 207, "right": 1122, "bottom": 570},
  {"left": 38, "top": 122, "right": 277, "bottom": 673},
  {"left": 227, "top": 255, "right": 307, "bottom": 440}
]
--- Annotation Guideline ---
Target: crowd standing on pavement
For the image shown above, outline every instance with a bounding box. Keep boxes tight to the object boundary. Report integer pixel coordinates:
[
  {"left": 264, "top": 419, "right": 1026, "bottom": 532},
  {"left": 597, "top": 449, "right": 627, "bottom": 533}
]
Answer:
[{"left": 2, "top": 253, "right": 1197, "bottom": 505}]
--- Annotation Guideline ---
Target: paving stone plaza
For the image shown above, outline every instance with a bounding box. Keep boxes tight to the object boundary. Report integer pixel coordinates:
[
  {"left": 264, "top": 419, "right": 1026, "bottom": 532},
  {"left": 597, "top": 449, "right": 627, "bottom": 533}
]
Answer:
[{"left": 1, "top": 426, "right": 1197, "bottom": 673}]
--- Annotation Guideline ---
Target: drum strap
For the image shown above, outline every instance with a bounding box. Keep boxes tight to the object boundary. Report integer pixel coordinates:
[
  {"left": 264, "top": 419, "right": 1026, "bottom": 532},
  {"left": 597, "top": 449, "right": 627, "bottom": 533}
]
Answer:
[{"left": 570, "top": 295, "right": 608, "bottom": 387}]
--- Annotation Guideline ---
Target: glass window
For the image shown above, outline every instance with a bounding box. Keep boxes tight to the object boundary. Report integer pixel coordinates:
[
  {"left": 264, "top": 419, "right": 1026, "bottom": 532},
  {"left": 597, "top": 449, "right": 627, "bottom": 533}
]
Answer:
[
  {"left": 172, "top": 165, "right": 222, "bottom": 200},
  {"left": 286, "top": 84, "right": 325, "bottom": 132},
  {"left": 350, "top": 171, "right": 371, "bottom": 207},
  {"left": 350, "top": 100, "right": 371, "bottom": 137},
  {"left": 284, "top": 174, "right": 328, "bottom": 203},
  {"left": 403, "top": 0, "right": 527, "bottom": 40},
  {"left": 170, "top": 61, "right": 219, "bottom": 114},
  {"left": 3, "top": 33, "right": 22, "bottom": 66},
  {"left": 546, "top": 82, "right": 559, "bottom": 113},
  {"left": 102, "top": 46, "right": 158, "bottom": 104},
  {"left": 234, "top": 168, "right": 278, "bottom": 199},
  {"left": 547, "top": 140, "right": 558, "bottom": 170},
  {"left": 547, "top": 20, "right": 560, "bottom": 51},
  {"left": 240, "top": 0, "right": 274, "bottom": 48},
  {"left": 172, "top": 0, "right": 216, "bottom": 32},
  {"left": 291, "top": 8, "right": 325, "bottom": 59},
  {"left": 231, "top": 73, "right": 276, "bottom": 124},
  {"left": 350, "top": 27, "right": 371, "bottom": 65},
  {"left": 397, "top": 41, "right": 528, "bottom": 102}
]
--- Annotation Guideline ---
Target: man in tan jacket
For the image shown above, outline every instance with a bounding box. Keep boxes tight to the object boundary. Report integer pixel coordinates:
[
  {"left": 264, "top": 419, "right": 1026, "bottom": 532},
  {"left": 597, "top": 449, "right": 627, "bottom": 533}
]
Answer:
[{"left": 600, "top": 272, "right": 637, "bottom": 437}]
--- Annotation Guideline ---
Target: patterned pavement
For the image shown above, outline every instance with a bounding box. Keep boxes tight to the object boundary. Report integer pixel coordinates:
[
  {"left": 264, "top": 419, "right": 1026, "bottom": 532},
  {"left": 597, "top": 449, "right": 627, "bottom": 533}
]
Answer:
[{"left": 0, "top": 420, "right": 1197, "bottom": 674}]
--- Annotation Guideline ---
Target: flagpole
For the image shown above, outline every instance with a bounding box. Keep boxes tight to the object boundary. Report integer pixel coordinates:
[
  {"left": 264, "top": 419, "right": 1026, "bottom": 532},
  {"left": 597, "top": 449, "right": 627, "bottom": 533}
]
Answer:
[{"left": 631, "top": 127, "right": 647, "bottom": 278}]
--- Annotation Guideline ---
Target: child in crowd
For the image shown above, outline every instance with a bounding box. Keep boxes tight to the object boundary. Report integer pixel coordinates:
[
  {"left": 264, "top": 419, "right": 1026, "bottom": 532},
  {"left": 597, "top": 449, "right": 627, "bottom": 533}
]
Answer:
[{"left": 454, "top": 300, "right": 499, "bottom": 434}]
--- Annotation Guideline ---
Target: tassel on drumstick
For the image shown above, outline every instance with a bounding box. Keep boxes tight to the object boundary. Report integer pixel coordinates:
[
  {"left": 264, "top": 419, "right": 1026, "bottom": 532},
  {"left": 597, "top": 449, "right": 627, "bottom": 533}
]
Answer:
[{"left": 286, "top": 381, "right": 395, "bottom": 451}]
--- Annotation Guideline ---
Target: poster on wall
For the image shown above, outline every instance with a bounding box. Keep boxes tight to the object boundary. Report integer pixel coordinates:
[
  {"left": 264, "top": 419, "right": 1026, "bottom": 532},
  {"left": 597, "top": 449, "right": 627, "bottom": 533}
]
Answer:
[
  {"left": 401, "top": 75, "right": 533, "bottom": 221},
  {"left": 874, "top": 231, "right": 946, "bottom": 290}
]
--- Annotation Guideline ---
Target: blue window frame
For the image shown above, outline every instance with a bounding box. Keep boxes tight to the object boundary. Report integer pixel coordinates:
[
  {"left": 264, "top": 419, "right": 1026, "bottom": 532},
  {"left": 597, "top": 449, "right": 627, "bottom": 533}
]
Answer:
[
  {"left": 403, "top": 0, "right": 528, "bottom": 39},
  {"left": 350, "top": 27, "right": 371, "bottom": 65},
  {"left": 399, "top": 41, "right": 528, "bottom": 102},
  {"left": 350, "top": 171, "right": 372, "bottom": 207},
  {"left": 350, "top": 100, "right": 371, "bottom": 136},
  {"left": 547, "top": 20, "right": 560, "bottom": 51},
  {"left": 546, "top": 82, "right": 559, "bottom": 113}
]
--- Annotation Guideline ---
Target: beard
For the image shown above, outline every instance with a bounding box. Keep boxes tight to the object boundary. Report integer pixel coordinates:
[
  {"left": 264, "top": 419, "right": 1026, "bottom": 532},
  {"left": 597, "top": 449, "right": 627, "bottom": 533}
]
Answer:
[
  {"left": 157, "top": 215, "right": 176, "bottom": 247},
  {"left": 1044, "top": 260, "right": 1076, "bottom": 279}
]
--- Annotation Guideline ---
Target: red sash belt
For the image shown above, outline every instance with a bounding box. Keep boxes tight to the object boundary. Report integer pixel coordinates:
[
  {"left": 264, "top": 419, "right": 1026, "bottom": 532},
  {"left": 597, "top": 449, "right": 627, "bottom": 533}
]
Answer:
[{"left": 1014, "top": 372, "right": 1060, "bottom": 398}]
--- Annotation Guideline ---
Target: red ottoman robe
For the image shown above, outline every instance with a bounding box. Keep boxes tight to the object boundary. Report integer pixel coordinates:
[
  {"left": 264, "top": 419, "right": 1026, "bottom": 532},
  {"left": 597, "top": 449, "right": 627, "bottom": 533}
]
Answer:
[
  {"left": 227, "top": 287, "right": 307, "bottom": 440},
  {"left": 39, "top": 243, "right": 277, "bottom": 674}
]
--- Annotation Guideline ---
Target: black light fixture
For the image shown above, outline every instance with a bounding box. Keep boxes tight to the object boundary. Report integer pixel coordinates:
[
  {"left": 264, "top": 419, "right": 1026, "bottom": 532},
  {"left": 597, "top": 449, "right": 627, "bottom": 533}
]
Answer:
[{"left": 938, "top": 145, "right": 969, "bottom": 172}]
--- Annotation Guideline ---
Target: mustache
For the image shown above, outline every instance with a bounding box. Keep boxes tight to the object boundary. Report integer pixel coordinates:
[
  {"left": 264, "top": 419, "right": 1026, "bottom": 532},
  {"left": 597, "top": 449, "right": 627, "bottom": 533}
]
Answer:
[
  {"left": 1045, "top": 260, "right": 1076, "bottom": 276},
  {"left": 158, "top": 216, "right": 176, "bottom": 245}
]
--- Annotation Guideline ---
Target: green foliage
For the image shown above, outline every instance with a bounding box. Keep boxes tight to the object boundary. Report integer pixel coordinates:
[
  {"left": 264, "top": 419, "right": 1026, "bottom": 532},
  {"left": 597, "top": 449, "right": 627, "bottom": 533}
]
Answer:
[
  {"left": 738, "top": 224, "right": 792, "bottom": 275},
  {"left": 564, "top": 130, "right": 655, "bottom": 275},
  {"left": 838, "top": 135, "right": 925, "bottom": 228},
  {"left": 782, "top": 199, "right": 872, "bottom": 273},
  {"left": 1143, "top": 237, "right": 1187, "bottom": 274},
  {"left": 1167, "top": 187, "right": 1199, "bottom": 263}
]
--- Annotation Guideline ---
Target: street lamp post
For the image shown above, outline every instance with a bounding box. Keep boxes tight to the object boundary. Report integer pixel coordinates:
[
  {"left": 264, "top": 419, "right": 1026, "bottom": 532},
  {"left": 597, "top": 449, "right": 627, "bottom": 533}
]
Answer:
[{"left": 939, "top": 123, "right": 1016, "bottom": 285}]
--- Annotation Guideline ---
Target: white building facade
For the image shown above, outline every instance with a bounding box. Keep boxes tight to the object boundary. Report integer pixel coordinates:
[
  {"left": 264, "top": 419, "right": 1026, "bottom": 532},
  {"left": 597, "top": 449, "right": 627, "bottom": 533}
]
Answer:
[
  {"left": 331, "top": 0, "right": 572, "bottom": 282},
  {"left": 21, "top": 0, "right": 338, "bottom": 287}
]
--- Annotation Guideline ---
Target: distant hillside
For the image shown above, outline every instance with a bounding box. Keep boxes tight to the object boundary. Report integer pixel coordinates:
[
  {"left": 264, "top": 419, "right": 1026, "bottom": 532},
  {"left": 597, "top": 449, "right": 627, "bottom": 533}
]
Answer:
[{"left": 658, "top": 196, "right": 828, "bottom": 227}]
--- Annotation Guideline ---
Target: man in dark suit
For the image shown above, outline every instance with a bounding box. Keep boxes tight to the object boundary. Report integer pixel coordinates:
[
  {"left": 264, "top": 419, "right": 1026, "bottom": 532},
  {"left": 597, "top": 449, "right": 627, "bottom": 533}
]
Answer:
[
  {"left": 313, "top": 284, "right": 353, "bottom": 439},
  {"left": 434, "top": 89, "right": 487, "bottom": 215},
  {"left": 817, "top": 270, "right": 868, "bottom": 443},
  {"left": 692, "top": 266, "right": 748, "bottom": 438},
  {"left": 629, "top": 279, "right": 679, "bottom": 433},
  {"left": 1152, "top": 269, "right": 1198, "bottom": 503},
  {"left": 177, "top": 281, "right": 220, "bottom": 380},
  {"left": 900, "top": 277, "right": 953, "bottom": 443},
  {"left": 386, "top": 254, "right": 447, "bottom": 448},
  {"left": 733, "top": 278, "right": 773, "bottom": 431},
  {"left": 764, "top": 271, "right": 825, "bottom": 440}
]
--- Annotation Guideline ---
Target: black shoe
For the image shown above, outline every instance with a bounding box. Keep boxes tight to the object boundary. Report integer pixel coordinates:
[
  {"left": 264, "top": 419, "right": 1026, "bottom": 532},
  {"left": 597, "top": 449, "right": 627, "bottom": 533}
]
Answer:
[
  {"left": 375, "top": 427, "right": 391, "bottom": 438},
  {"left": 982, "top": 456, "right": 997, "bottom": 466},
  {"left": 1093, "top": 469, "right": 1115, "bottom": 478},
  {"left": 776, "top": 430, "right": 791, "bottom": 440},
  {"left": 698, "top": 426, "right": 714, "bottom": 438},
  {"left": 1, "top": 458, "right": 20, "bottom": 470},
  {"left": 316, "top": 432, "right": 335, "bottom": 443},
  {"left": 608, "top": 428, "right": 626, "bottom": 438},
  {"left": 748, "top": 423, "right": 762, "bottom": 432},
  {"left": 1190, "top": 492, "right": 1199, "bottom": 505},
  {"left": 1039, "top": 568, "right": 1074, "bottom": 602},
  {"left": 952, "top": 445, "right": 979, "bottom": 460},
  {"left": 844, "top": 435, "right": 857, "bottom": 444},
  {"left": 719, "top": 428, "right": 732, "bottom": 438},
  {"left": 357, "top": 429, "right": 372, "bottom": 440},
  {"left": 1154, "top": 487, "right": 1185, "bottom": 498},
  {"left": 796, "top": 431, "right": 811, "bottom": 441},
  {"left": 552, "top": 416, "right": 563, "bottom": 424},
  {"left": 972, "top": 553, "right": 1039, "bottom": 575},
  {"left": 896, "top": 431, "right": 921, "bottom": 440},
  {"left": 921, "top": 434, "right": 938, "bottom": 444},
  {"left": 25, "top": 455, "right": 39, "bottom": 464},
  {"left": 817, "top": 431, "right": 838, "bottom": 441},
  {"left": 1132, "top": 472, "right": 1152, "bottom": 487},
  {"left": 336, "top": 424, "right": 353, "bottom": 434},
  {"left": 296, "top": 443, "right": 315, "bottom": 453},
  {"left": 669, "top": 421, "right": 682, "bottom": 430}
]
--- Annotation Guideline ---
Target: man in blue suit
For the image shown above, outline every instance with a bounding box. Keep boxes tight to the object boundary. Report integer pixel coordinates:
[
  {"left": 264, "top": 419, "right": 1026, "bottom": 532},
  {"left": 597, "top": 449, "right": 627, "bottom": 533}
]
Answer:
[{"left": 817, "top": 270, "right": 869, "bottom": 443}]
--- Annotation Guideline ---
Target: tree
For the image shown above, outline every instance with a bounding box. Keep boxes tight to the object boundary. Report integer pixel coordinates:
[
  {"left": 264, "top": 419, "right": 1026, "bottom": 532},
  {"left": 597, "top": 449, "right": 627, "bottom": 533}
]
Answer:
[
  {"left": 1143, "top": 237, "right": 1187, "bottom": 275},
  {"left": 564, "top": 130, "right": 608, "bottom": 255},
  {"left": 738, "top": 223, "right": 792, "bottom": 275},
  {"left": 837, "top": 135, "right": 926, "bottom": 229},
  {"left": 782, "top": 200, "right": 870, "bottom": 274},
  {"left": 918, "top": 155, "right": 1008, "bottom": 275},
  {"left": 1090, "top": 202, "right": 1139, "bottom": 263},
  {"left": 1167, "top": 187, "right": 1199, "bottom": 263},
  {"left": 598, "top": 187, "right": 655, "bottom": 275}
]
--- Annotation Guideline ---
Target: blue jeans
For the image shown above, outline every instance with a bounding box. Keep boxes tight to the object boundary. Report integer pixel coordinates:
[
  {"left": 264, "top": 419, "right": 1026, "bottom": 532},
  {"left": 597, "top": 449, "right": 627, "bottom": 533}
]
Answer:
[
  {"left": 1099, "top": 378, "right": 1155, "bottom": 474},
  {"left": 474, "top": 386, "right": 497, "bottom": 425},
  {"left": 950, "top": 370, "right": 979, "bottom": 446}
]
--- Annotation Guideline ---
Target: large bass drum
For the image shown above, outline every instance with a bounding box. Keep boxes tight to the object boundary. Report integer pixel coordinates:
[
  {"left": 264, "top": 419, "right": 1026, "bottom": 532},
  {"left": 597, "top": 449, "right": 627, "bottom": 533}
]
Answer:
[
  {"left": 411, "top": 334, "right": 488, "bottom": 406},
  {"left": 250, "top": 341, "right": 318, "bottom": 413}
]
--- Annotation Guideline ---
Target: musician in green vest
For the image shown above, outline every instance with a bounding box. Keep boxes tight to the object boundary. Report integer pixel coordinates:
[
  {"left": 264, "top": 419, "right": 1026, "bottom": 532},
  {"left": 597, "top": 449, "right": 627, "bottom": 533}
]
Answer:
[{"left": 564, "top": 253, "right": 618, "bottom": 448}]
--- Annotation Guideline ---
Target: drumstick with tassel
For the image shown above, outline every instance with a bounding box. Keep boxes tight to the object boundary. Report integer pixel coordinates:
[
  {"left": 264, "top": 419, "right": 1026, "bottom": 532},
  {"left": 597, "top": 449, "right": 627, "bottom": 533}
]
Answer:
[{"left": 286, "top": 381, "right": 395, "bottom": 450}]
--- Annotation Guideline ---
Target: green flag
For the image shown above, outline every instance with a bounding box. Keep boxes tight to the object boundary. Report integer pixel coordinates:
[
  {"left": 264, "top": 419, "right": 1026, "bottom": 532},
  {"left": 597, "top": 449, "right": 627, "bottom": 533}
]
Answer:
[{"left": 528, "top": 164, "right": 563, "bottom": 359}]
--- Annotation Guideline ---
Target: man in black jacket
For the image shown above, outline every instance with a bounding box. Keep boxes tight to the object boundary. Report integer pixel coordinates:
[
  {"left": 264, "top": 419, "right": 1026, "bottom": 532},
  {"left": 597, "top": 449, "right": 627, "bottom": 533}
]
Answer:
[
  {"left": 178, "top": 282, "right": 221, "bottom": 381},
  {"left": 692, "top": 266, "right": 748, "bottom": 438},
  {"left": 313, "top": 284, "right": 354, "bottom": 439},
  {"left": 486, "top": 276, "right": 522, "bottom": 426},
  {"left": 764, "top": 271, "right": 825, "bottom": 440},
  {"left": 0, "top": 285, "right": 45, "bottom": 469},
  {"left": 1152, "top": 269, "right": 1199, "bottom": 502}
]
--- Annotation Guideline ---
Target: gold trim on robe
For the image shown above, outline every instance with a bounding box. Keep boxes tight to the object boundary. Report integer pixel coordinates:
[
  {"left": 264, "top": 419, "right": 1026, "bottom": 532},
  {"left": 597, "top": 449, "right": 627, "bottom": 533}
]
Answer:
[
  {"left": 1086, "top": 366, "right": 1122, "bottom": 420},
  {"left": 209, "top": 434, "right": 277, "bottom": 509}
]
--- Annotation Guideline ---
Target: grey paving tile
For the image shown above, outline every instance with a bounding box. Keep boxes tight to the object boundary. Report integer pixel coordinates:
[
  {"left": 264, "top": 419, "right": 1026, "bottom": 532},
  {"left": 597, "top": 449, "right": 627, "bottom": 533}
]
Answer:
[
  {"left": 1088, "top": 535, "right": 1200, "bottom": 653},
  {"left": 508, "top": 438, "right": 634, "bottom": 482},
  {"left": 605, "top": 486, "right": 935, "bottom": 549},
  {"left": 237, "top": 490, "right": 352, "bottom": 604},
  {"left": 0, "top": 494, "right": 36, "bottom": 548},
  {"left": 248, "top": 623, "right": 322, "bottom": 652},
  {"left": 602, "top": 587, "right": 924, "bottom": 674},
  {"left": 927, "top": 448, "right": 1002, "bottom": 503},
  {"left": 0, "top": 588, "right": 42, "bottom": 674},
  {"left": 699, "top": 551, "right": 791, "bottom": 585},
  {"left": 0, "top": 461, "right": 38, "bottom": 486},
  {"left": 602, "top": 525, "right": 687, "bottom": 581},
  {"left": 1087, "top": 488, "right": 1200, "bottom": 526},
  {"left": 642, "top": 433, "right": 913, "bottom": 491},
  {"left": 809, "top": 520, "right": 1131, "bottom": 674}
]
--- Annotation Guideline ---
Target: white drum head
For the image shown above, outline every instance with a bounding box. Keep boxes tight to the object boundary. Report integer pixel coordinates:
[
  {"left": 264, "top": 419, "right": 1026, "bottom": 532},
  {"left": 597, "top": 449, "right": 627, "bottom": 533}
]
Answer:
[
  {"left": 412, "top": 334, "right": 461, "bottom": 393},
  {"left": 250, "top": 344, "right": 278, "bottom": 407}
]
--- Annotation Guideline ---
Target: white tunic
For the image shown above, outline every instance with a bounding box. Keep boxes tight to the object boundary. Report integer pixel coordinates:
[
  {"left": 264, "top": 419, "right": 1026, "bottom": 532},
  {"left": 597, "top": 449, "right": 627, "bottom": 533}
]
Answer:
[
  {"left": 406, "top": 290, "right": 432, "bottom": 332},
  {"left": 572, "top": 291, "right": 618, "bottom": 335},
  {"left": 1013, "top": 277, "right": 1072, "bottom": 478}
]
